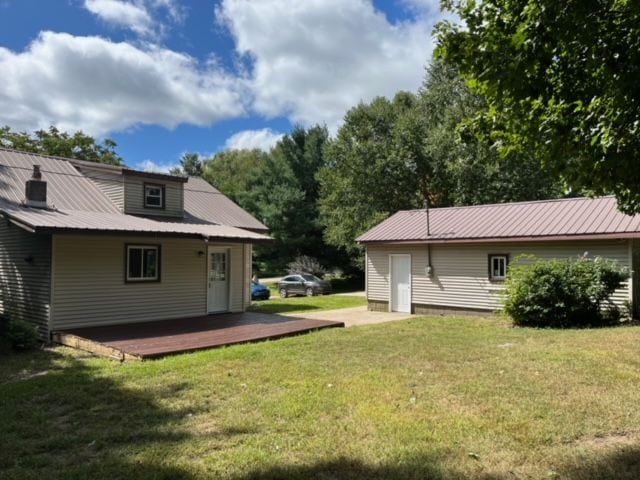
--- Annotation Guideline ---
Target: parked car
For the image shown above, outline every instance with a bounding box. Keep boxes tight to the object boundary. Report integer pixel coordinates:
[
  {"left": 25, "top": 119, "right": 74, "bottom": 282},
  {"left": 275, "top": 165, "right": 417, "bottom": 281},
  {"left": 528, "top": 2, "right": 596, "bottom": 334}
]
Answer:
[
  {"left": 251, "top": 280, "right": 271, "bottom": 301},
  {"left": 278, "top": 274, "right": 332, "bottom": 297}
]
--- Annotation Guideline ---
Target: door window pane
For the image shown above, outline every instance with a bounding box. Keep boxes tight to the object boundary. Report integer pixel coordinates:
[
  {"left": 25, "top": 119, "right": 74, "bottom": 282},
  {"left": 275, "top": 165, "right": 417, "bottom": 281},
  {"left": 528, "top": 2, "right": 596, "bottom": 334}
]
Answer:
[{"left": 210, "top": 252, "right": 227, "bottom": 281}]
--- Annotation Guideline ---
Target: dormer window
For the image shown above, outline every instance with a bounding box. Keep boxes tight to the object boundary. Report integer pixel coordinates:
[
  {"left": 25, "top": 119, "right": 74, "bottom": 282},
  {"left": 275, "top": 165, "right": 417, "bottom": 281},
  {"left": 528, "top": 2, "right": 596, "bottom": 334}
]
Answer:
[{"left": 144, "top": 183, "right": 165, "bottom": 209}]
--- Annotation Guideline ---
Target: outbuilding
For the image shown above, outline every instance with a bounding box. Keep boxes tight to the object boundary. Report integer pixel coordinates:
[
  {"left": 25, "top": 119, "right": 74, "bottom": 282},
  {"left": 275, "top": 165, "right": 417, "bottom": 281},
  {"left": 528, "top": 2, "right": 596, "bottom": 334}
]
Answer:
[{"left": 357, "top": 197, "right": 640, "bottom": 317}]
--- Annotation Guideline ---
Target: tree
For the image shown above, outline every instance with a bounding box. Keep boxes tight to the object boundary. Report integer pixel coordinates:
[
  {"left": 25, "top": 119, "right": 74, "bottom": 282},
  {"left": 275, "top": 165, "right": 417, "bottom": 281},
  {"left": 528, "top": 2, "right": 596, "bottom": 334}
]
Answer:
[
  {"left": 0, "top": 125, "right": 123, "bottom": 165},
  {"left": 170, "top": 152, "right": 203, "bottom": 177},
  {"left": 436, "top": 0, "right": 640, "bottom": 212},
  {"left": 239, "top": 125, "right": 348, "bottom": 273},
  {"left": 201, "top": 149, "right": 267, "bottom": 203},
  {"left": 319, "top": 93, "right": 422, "bottom": 265},
  {"left": 417, "top": 60, "right": 561, "bottom": 206},
  {"left": 319, "top": 61, "right": 562, "bottom": 266}
]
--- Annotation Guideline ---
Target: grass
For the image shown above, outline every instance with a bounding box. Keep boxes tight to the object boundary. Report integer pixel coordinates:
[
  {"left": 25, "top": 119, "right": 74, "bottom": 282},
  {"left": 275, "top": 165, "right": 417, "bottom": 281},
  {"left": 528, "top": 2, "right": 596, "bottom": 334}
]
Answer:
[
  {"left": 249, "top": 293, "right": 366, "bottom": 315},
  {"left": 2, "top": 316, "right": 640, "bottom": 479}
]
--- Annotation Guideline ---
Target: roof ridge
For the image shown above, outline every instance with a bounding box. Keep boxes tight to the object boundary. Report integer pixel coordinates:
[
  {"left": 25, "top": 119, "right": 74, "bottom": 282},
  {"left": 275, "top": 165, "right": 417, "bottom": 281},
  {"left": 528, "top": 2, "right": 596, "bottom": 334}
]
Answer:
[
  {"left": 399, "top": 195, "right": 615, "bottom": 214},
  {"left": 0, "top": 145, "right": 82, "bottom": 165}
]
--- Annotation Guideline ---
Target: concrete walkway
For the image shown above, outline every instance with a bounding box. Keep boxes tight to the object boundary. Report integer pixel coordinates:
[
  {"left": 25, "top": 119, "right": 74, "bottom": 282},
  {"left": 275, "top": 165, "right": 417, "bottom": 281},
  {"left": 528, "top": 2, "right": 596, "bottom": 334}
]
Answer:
[{"left": 295, "top": 305, "right": 413, "bottom": 328}]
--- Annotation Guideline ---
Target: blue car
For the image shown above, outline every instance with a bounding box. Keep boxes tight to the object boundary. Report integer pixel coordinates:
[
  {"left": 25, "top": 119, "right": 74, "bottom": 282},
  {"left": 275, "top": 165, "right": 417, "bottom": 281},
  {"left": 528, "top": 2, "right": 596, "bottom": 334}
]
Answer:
[{"left": 251, "top": 280, "right": 271, "bottom": 301}]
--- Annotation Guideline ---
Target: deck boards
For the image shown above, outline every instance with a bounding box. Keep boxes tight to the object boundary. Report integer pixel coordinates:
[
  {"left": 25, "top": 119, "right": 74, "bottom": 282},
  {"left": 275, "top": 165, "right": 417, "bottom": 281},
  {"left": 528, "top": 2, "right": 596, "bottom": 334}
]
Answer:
[{"left": 53, "top": 312, "right": 344, "bottom": 360}]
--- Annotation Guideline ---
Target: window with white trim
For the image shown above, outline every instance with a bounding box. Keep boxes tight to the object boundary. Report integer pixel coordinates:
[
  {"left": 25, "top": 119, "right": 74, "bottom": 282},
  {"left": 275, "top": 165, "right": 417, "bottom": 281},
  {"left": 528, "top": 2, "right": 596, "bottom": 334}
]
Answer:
[
  {"left": 126, "top": 245, "right": 160, "bottom": 282},
  {"left": 489, "top": 254, "right": 508, "bottom": 281},
  {"left": 144, "top": 183, "right": 164, "bottom": 209}
]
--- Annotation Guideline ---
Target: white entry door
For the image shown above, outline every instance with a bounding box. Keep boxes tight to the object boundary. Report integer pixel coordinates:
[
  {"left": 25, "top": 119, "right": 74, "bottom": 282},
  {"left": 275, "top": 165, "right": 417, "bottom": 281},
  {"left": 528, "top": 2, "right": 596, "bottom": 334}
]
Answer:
[
  {"left": 390, "top": 255, "right": 411, "bottom": 313},
  {"left": 207, "top": 248, "right": 229, "bottom": 313}
]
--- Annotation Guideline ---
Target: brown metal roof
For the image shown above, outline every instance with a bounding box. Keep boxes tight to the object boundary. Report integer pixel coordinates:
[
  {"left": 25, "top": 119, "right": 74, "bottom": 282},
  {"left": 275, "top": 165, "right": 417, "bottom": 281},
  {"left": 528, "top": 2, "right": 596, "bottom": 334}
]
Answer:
[
  {"left": 183, "top": 177, "right": 268, "bottom": 232},
  {"left": 0, "top": 148, "right": 270, "bottom": 241},
  {"left": 357, "top": 196, "right": 640, "bottom": 244}
]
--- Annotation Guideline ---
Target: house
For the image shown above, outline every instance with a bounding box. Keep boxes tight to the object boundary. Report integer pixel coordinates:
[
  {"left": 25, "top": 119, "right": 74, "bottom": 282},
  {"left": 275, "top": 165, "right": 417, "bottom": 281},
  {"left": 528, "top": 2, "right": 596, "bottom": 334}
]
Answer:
[
  {"left": 0, "top": 148, "right": 271, "bottom": 339},
  {"left": 357, "top": 197, "right": 640, "bottom": 316}
]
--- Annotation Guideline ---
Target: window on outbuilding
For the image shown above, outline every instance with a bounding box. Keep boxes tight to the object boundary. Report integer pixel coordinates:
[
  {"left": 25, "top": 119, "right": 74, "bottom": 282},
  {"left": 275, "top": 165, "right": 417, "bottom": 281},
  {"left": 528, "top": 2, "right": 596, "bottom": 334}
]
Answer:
[
  {"left": 144, "top": 183, "right": 165, "bottom": 209},
  {"left": 126, "top": 245, "right": 160, "bottom": 282},
  {"left": 488, "top": 254, "right": 508, "bottom": 281}
]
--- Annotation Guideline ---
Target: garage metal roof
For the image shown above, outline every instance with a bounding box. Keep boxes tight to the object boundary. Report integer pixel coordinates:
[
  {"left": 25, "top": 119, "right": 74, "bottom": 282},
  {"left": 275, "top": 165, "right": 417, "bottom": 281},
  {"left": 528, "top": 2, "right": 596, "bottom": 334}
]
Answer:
[{"left": 357, "top": 196, "right": 640, "bottom": 244}]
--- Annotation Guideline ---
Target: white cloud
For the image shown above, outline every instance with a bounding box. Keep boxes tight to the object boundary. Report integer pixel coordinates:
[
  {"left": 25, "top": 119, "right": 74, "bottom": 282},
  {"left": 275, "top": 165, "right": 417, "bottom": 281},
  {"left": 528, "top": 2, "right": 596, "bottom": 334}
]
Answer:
[
  {"left": 84, "top": 0, "right": 154, "bottom": 37},
  {"left": 0, "top": 31, "right": 246, "bottom": 137},
  {"left": 217, "top": 0, "right": 440, "bottom": 131},
  {"left": 84, "top": 0, "right": 187, "bottom": 39},
  {"left": 224, "top": 128, "right": 283, "bottom": 151},
  {"left": 137, "top": 159, "right": 178, "bottom": 173}
]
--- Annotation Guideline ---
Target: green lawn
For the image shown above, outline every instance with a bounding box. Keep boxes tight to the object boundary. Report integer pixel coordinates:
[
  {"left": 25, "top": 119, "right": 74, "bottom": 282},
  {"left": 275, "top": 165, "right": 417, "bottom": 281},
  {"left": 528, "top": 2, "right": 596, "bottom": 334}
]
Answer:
[
  {"left": 249, "top": 293, "right": 366, "bottom": 315},
  {"left": 2, "top": 316, "right": 640, "bottom": 479}
]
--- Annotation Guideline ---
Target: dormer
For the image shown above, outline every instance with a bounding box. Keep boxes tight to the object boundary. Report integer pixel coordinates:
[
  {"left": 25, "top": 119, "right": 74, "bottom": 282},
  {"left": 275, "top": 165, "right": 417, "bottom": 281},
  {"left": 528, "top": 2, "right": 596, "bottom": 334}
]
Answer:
[
  {"left": 70, "top": 160, "right": 187, "bottom": 218},
  {"left": 122, "top": 170, "right": 187, "bottom": 218}
]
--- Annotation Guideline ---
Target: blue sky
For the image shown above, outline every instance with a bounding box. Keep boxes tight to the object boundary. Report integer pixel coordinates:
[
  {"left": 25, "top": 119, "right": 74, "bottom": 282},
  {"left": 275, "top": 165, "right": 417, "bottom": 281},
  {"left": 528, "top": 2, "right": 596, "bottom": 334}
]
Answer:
[{"left": 0, "top": 0, "right": 445, "bottom": 171}]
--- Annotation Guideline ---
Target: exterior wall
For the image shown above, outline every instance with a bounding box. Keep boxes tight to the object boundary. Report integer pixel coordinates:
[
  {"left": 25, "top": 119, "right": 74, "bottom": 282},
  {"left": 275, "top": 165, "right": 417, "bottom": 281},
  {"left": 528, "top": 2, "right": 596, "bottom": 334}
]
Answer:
[
  {"left": 228, "top": 244, "right": 244, "bottom": 313},
  {"left": 0, "top": 221, "right": 51, "bottom": 338},
  {"left": 244, "top": 244, "right": 252, "bottom": 308},
  {"left": 366, "top": 240, "right": 632, "bottom": 312},
  {"left": 79, "top": 167, "right": 125, "bottom": 210},
  {"left": 632, "top": 240, "right": 640, "bottom": 318},
  {"left": 124, "top": 176, "right": 184, "bottom": 218},
  {"left": 51, "top": 235, "right": 253, "bottom": 330}
]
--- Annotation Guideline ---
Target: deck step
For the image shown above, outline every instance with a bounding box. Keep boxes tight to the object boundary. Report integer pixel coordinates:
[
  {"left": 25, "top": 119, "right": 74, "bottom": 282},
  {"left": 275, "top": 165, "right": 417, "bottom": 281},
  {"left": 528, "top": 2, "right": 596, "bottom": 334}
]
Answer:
[{"left": 51, "top": 331, "right": 141, "bottom": 361}]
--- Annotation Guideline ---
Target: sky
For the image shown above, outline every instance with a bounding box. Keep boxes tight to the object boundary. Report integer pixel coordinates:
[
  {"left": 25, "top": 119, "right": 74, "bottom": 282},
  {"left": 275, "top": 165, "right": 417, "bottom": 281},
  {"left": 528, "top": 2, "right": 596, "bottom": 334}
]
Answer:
[{"left": 0, "top": 0, "right": 449, "bottom": 172}]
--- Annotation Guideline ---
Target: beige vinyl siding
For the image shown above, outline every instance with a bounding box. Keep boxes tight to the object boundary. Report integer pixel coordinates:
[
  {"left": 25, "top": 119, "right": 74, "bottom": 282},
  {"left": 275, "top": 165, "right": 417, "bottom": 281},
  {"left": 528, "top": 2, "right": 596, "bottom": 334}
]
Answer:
[
  {"left": 229, "top": 244, "right": 244, "bottom": 312},
  {"left": 0, "top": 222, "right": 51, "bottom": 338},
  {"left": 244, "top": 244, "right": 252, "bottom": 308},
  {"left": 367, "top": 240, "right": 631, "bottom": 311},
  {"left": 51, "top": 235, "right": 207, "bottom": 329},
  {"left": 124, "top": 176, "right": 184, "bottom": 217},
  {"left": 79, "top": 167, "right": 124, "bottom": 210}
]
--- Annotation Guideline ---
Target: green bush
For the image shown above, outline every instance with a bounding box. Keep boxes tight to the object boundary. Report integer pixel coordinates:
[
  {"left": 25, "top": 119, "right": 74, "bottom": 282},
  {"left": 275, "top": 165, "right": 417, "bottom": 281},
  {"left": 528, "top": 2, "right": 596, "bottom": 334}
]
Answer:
[
  {"left": 328, "top": 275, "right": 364, "bottom": 293},
  {"left": 503, "top": 256, "right": 628, "bottom": 328},
  {"left": 0, "top": 316, "right": 39, "bottom": 351}
]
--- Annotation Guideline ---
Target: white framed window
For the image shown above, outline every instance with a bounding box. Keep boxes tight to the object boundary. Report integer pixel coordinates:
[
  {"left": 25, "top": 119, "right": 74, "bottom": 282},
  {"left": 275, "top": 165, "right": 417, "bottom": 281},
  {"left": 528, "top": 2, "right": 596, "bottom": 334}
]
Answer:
[
  {"left": 126, "top": 245, "right": 160, "bottom": 282},
  {"left": 489, "top": 254, "right": 508, "bottom": 281},
  {"left": 144, "top": 183, "right": 164, "bottom": 209}
]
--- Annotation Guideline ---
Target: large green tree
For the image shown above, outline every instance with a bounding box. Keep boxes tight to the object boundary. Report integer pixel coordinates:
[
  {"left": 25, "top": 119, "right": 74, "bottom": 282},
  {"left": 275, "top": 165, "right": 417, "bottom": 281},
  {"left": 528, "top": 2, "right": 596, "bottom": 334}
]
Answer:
[
  {"left": 436, "top": 0, "right": 640, "bottom": 212},
  {"left": 0, "top": 125, "right": 123, "bottom": 165},
  {"left": 319, "top": 61, "right": 561, "bottom": 265},
  {"left": 240, "top": 125, "right": 348, "bottom": 273},
  {"left": 198, "top": 127, "right": 346, "bottom": 273},
  {"left": 319, "top": 93, "right": 421, "bottom": 263},
  {"left": 201, "top": 149, "right": 267, "bottom": 203}
]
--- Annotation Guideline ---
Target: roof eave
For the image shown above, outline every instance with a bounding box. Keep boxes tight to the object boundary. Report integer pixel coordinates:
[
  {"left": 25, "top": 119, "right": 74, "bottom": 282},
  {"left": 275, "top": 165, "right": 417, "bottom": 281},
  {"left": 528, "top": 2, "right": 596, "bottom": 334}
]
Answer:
[{"left": 37, "top": 226, "right": 274, "bottom": 244}]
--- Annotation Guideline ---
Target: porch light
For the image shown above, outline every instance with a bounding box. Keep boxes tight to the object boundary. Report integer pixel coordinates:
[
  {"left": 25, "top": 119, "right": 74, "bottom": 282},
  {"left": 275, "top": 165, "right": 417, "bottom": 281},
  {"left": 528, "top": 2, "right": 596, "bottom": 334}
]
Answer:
[{"left": 197, "top": 250, "right": 205, "bottom": 258}]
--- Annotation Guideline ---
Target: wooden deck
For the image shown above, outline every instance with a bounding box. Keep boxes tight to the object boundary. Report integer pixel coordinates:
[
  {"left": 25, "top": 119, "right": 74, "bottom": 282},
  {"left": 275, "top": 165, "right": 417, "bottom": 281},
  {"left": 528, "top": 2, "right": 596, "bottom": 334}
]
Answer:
[{"left": 52, "top": 312, "right": 344, "bottom": 360}]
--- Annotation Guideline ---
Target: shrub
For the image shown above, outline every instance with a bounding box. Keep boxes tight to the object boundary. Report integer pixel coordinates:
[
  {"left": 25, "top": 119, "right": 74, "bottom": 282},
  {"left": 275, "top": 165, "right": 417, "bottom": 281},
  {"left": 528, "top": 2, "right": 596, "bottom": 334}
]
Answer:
[
  {"left": 503, "top": 255, "right": 628, "bottom": 328},
  {"left": 287, "top": 255, "right": 328, "bottom": 278},
  {"left": 0, "top": 316, "right": 39, "bottom": 351},
  {"left": 328, "top": 275, "right": 364, "bottom": 293}
]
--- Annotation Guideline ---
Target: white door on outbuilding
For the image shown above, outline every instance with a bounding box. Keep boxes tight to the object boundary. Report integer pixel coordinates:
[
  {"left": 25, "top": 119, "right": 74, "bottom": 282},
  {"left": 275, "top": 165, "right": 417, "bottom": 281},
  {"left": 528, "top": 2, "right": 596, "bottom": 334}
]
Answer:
[{"left": 390, "top": 254, "right": 411, "bottom": 313}]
